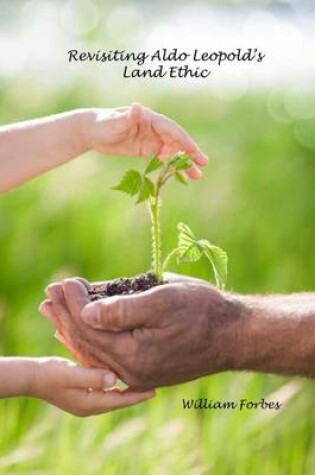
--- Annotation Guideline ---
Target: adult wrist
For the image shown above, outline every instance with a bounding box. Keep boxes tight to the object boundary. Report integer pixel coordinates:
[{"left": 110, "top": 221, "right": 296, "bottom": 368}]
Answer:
[
  {"left": 226, "top": 296, "right": 283, "bottom": 373},
  {"left": 202, "top": 291, "right": 281, "bottom": 375},
  {"left": 228, "top": 297, "right": 267, "bottom": 372},
  {"left": 230, "top": 296, "right": 315, "bottom": 377},
  {"left": 203, "top": 288, "right": 247, "bottom": 374}
]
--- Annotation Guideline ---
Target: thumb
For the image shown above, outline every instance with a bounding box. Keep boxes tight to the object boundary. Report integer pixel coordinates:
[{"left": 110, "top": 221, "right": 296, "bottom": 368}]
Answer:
[
  {"left": 70, "top": 366, "right": 117, "bottom": 390},
  {"left": 81, "top": 293, "right": 153, "bottom": 331}
]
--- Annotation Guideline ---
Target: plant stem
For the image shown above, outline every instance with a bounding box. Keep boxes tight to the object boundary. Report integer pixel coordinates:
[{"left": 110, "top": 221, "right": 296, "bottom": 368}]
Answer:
[
  {"left": 162, "top": 247, "right": 181, "bottom": 273},
  {"left": 149, "top": 195, "right": 162, "bottom": 281},
  {"left": 148, "top": 165, "right": 173, "bottom": 282}
]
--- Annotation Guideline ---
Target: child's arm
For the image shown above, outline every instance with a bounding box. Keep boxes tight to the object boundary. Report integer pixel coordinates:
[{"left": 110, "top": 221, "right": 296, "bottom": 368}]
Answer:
[
  {"left": 0, "top": 357, "right": 154, "bottom": 416},
  {"left": 0, "top": 103, "right": 208, "bottom": 193}
]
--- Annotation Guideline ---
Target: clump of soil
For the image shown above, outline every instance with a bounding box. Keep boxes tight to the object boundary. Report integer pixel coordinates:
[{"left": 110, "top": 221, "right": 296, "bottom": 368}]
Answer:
[{"left": 88, "top": 272, "right": 165, "bottom": 301}]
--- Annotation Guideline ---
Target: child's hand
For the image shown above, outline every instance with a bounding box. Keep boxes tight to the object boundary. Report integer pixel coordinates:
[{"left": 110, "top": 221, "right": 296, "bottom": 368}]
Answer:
[
  {"left": 0, "top": 103, "right": 207, "bottom": 193},
  {"left": 86, "top": 103, "right": 208, "bottom": 180},
  {"left": 30, "top": 357, "right": 155, "bottom": 417}
]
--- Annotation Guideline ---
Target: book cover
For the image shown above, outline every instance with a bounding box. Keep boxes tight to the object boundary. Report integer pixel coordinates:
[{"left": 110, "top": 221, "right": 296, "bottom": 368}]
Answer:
[{"left": 0, "top": 1, "right": 314, "bottom": 474}]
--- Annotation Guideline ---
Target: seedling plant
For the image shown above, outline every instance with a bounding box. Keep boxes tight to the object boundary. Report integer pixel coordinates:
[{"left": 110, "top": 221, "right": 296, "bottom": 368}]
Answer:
[{"left": 113, "top": 153, "right": 228, "bottom": 290}]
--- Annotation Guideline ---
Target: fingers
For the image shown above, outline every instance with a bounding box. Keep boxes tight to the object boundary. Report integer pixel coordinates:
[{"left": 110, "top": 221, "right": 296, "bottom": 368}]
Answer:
[
  {"left": 39, "top": 299, "right": 88, "bottom": 364},
  {"left": 152, "top": 111, "right": 208, "bottom": 168},
  {"left": 159, "top": 117, "right": 197, "bottom": 154},
  {"left": 186, "top": 163, "right": 202, "bottom": 180},
  {"left": 46, "top": 278, "right": 89, "bottom": 327},
  {"left": 156, "top": 140, "right": 205, "bottom": 180},
  {"left": 82, "top": 387, "right": 155, "bottom": 414},
  {"left": 81, "top": 286, "right": 163, "bottom": 330},
  {"left": 42, "top": 297, "right": 69, "bottom": 328},
  {"left": 43, "top": 278, "right": 127, "bottom": 367},
  {"left": 62, "top": 279, "right": 90, "bottom": 317},
  {"left": 45, "top": 282, "right": 67, "bottom": 307},
  {"left": 39, "top": 299, "right": 64, "bottom": 335},
  {"left": 45, "top": 278, "right": 90, "bottom": 309},
  {"left": 133, "top": 103, "right": 208, "bottom": 174},
  {"left": 68, "top": 366, "right": 117, "bottom": 390},
  {"left": 61, "top": 278, "right": 130, "bottom": 355},
  {"left": 40, "top": 291, "right": 96, "bottom": 366},
  {"left": 39, "top": 299, "right": 55, "bottom": 320},
  {"left": 81, "top": 296, "right": 141, "bottom": 330},
  {"left": 74, "top": 277, "right": 91, "bottom": 291},
  {"left": 55, "top": 330, "right": 68, "bottom": 345},
  {"left": 189, "top": 149, "right": 209, "bottom": 167}
]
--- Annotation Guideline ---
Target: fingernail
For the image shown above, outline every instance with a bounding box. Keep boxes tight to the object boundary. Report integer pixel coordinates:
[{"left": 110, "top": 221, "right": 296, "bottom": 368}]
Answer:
[
  {"left": 103, "top": 371, "right": 116, "bottom": 389},
  {"left": 38, "top": 302, "right": 51, "bottom": 317},
  {"left": 188, "top": 168, "right": 202, "bottom": 180},
  {"left": 44, "top": 284, "right": 54, "bottom": 298},
  {"left": 82, "top": 302, "right": 100, "bottom": 324},
  {"left": 54, "top": 330, "right": 65, "bottom": 344},
  {"left": 198, "top": 153, "right": 209, "bottom": 166}
]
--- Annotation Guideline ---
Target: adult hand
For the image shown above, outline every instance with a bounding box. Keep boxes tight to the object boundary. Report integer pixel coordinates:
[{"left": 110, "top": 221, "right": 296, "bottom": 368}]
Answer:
[
  {"left": 87, "top": 103, "right": 208, "bottom": 179},
  {"left": 39, "top": 277, "right": 243, "bottom": 390}
]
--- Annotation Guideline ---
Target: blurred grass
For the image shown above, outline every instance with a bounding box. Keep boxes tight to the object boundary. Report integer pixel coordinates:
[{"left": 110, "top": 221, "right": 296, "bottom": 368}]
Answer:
[{"left": 0, "top": 84, "right": 314, "bottom": 475}]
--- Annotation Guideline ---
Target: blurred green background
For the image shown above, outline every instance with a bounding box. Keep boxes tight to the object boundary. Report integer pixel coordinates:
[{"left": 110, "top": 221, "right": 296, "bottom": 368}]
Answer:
[{"left": 0, "top": 0, "right": 315, "bottom": 474}]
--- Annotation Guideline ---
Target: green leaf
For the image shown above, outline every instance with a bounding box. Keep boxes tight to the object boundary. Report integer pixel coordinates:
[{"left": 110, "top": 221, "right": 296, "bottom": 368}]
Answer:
[
  {"left": 177, "top": 222, "right": 197, "bottom": 245},
  {"left": 145, "top": 155, "right": 164, "bottom": 174},
  {"left": 176, "top": 223, "right": 228, "bottom": 289},
  {"left": 136, "top": 176, "right": 155, "bottom": 204},
  {"left": 201, "top": 242, "right": 228, "bottom": 290},
  {"left": 178, "top": 243, "right": 202, "bottom": 262},
  {"left": 168, "top": 152, "right": 192, "bottom": 171},
  {"left": 175, "top": 157, "right": 192, "bottom": 170},
  {"left": 112, "top": 170, "right": 142, "bottom": 197},
  {"left": 175, "top": 172, "right": 187, "bottom": 185},
  {"left": 177, "top": 222, "right": 201, "bottom": 262}
]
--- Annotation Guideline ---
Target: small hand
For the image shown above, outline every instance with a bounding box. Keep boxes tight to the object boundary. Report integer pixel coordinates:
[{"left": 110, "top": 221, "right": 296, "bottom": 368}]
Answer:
[
  {"left": 30, "top": 357, "right": 154, "bottom": 417},
  {"left": 88, "top": 103, "right": 208, "bottom": 179},
  {"left": 39, "top": 277, "right": 242, "bottom": 390}
]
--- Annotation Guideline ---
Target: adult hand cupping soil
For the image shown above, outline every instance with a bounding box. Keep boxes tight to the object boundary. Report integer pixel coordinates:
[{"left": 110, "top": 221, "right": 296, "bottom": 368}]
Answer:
[{"left": 39, "top": 277, "right": 242, "bottom": 390}]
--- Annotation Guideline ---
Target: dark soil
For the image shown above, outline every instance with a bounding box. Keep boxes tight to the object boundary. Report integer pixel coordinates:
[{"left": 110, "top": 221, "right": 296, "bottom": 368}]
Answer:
[{"left": 88, "top": 272, "right": 165, "bottom": 301}]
